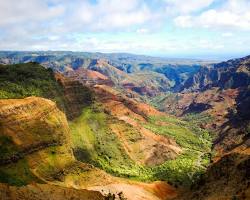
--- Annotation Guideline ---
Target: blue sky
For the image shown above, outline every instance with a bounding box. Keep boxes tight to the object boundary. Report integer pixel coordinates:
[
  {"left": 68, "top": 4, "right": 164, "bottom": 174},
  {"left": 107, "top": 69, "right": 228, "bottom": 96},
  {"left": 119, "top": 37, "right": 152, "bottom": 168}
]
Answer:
[{"left": 0, "top": 0, "right": 250, "bottom": 59}]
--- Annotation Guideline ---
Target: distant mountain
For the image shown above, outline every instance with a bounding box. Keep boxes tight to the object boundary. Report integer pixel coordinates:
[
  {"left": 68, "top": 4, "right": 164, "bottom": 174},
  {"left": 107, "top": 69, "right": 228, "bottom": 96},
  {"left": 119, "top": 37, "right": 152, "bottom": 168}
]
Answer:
[
  {"left": 0, "top": 52, "right": 249, "bottom": 200},
  {"left": 181, "top": 55, "right": 250, "bottom": 92},
  {"left": 0, "top": 51, "right": 214, "bottom": 94}
]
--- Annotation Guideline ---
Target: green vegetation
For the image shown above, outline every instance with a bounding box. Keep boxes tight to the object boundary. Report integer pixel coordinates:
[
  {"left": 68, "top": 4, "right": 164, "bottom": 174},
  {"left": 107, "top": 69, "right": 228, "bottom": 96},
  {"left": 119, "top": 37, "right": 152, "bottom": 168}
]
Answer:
[
  {"left": 0, "top": 101, "right": 213, "bottom": 187},
  {"left": 182, "top": 113, "right": 213, "bottom": 127},
  {"left": 0, "top": 159, "right": 41, "bottom": 186},
  {"left": 144, "top": 116, "right": 212, "bottom": 151},
  {"left": 152, "top": 151, "right": 200, "bottom": 186},
  {"left": 182, "top": 113, "right": 216, "bottom": 140},
  {"left": 0, "top": 135, "right": 20, "bottom": 160},
  {"left": 147, "top": 92, "right": 180, "bottom": 113},
  {"left": 142, "top": 115, "right": 212, "bottom": 186},
  {"left": 0, "top": 62, "right": 94, "bottom": 118},
  {"left": 70, "top": 105, "right": 144, "bottom": 178},
  {"left": 0, "top": 62, "right": 65, "bottom": 109},
  {"left": 70, "top": 105, "right": 212, "bottom": 187},
  {"left": 35, "top": 145, "right": 76, "bottom": 180}
]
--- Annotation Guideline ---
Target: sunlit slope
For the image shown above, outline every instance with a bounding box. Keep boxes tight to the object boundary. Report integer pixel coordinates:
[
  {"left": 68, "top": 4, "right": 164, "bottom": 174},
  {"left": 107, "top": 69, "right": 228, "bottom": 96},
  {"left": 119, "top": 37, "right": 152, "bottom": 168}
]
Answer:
[
  {"left": 0, "top": 62, "right": 212, "bottom": 192},
  {"left": 69, "top": 93, "right": 212, "bottom": 186}
]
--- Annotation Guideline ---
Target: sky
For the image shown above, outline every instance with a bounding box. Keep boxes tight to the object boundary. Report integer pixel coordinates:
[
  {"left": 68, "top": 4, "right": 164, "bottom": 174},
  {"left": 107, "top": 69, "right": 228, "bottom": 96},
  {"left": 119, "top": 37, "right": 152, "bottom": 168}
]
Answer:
[{"left": 0, "top": 0, "right": 250, "bottom": 59}]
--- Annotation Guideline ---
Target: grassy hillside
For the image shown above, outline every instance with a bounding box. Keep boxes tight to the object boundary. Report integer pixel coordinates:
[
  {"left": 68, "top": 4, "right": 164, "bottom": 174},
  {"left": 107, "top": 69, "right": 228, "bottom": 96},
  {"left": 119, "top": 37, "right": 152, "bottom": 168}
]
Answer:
[
  {"left": 0, "top": 62, "right": 94, "bottom": 119},
  {"left": 0, "top": 62, "right": 65, "bottom": 108},
  {"left": 70, "top": 105, "right": 143, "bottom": 178},
  {"left": 0, "top": 158, "right": 40, "bottom": 186},
  {"left": 144, "top": 115, "right": 212, "bottom": 186},
  {"left": 70, "top": 105, "right": 212, "bottom": 187}
]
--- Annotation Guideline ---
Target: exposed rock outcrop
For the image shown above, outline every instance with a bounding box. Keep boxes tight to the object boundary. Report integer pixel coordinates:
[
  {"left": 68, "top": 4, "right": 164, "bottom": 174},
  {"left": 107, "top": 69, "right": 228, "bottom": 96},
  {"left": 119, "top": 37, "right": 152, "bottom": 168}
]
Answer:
[
  {"left": 55, "top": 73, "right": 93, "bottom": 120},
  {"left": 93, "top": 84, "right": 181, "bottom": 166},
  {"left": 181, "top": 55, "right": 250, "bottom": 92},
  {"left": 0, "top": 97, "right": 70, "bottom": 154},
  {"left": 176, "top": 149, "right": 250, "bottom": 200},
  {"left": 168, "top": 56, "right": 250, "bottom": 156},
  {"left": 0, "top": 183, "right": 105, "bottom": 200}
]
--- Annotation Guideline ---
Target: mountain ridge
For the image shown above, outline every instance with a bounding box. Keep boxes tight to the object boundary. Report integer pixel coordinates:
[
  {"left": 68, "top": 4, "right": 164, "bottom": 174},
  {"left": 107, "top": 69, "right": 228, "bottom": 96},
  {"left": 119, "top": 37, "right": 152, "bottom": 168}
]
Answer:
[{"left": 0, "top": 53, "right": 249, "bottom": 200}]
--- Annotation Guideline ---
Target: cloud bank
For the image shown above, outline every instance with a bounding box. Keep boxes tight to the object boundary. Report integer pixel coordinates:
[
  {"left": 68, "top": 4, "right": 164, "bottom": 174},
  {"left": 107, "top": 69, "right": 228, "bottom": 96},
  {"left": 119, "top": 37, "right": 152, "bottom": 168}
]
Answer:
[{"left": 0, "top": 0, "right": 249, "bottom": 58}]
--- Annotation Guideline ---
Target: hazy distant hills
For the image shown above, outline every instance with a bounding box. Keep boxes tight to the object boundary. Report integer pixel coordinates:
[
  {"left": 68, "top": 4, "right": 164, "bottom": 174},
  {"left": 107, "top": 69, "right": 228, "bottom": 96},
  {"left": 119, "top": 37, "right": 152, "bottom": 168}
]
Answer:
[
  {"left": 0, "top": 51, "right": 215, "bottom": 93},
  {"left": 181, "top": 55, "right": 250, "bottom": 92}
]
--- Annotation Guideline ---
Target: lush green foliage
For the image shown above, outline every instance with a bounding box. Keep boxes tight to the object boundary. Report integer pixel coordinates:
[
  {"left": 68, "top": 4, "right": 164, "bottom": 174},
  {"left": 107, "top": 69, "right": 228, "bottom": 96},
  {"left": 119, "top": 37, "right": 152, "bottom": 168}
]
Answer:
[
  {"left": 0, "top": 136, "right": 20, "bottom": 160},
  {"left": 70, "top": 106, "right": 212, "bottom": 187},
  {"left": 147, "top": 92, "right": 178, "bottom": 111},
  {"left": 182, "top": 113, "right": 216, "bottom": 140},
  {"left": 142, "top": 115, "right": 212, "bottom": 186},
  {"left": 0, "top": 62, "right": 65, "bottom": 108},
  {"left": 144, "top": 116, "right": 212, "bottom": 152},
  {"left": 152, "top": 151, "right": 200, "bottom": 186},
  {"left": 70, "top": 105, "right": 143, "bottom": 178},
  {"left": 183, "top": 113, "right": 213, "bottom": 127},
  {"left": 0, "top": 159, "right": 41, "bottom": 186}
]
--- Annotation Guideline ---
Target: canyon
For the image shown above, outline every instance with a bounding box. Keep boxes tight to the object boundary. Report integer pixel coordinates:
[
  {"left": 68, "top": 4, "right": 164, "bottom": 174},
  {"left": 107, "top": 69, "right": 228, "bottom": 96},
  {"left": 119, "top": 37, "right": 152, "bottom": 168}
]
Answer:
[{"left": 0, "top": 52, "right": 249, "bottom": 200}]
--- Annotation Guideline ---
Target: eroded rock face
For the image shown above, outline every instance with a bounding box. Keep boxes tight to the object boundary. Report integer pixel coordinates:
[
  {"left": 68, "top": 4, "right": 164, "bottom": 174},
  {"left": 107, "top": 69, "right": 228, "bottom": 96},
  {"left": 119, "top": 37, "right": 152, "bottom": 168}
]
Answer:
[
  {"left": 181, "top": 55, "right": 250, "bottom": 92},
  {"left": 0, "top": 97, "right": 70, "bottom": 157},
  {"left": 163, "top": 56, "right": 250, "bottom": 157},
  {"left": 94, "top": 84, "right": 163, "bottom": 119},
  {"left": 93, "top": 84, "right": 182, "bottom": 166},
  {"left": 0, "top": 96, "right": 79, "bottom": 188},
  {"left": 175, "top": 151, "right": 250, "bottom": 200},
  {"left": 0, "top": 183, "right": 105, "bottom": 200},
  {"left": 55, "top": 73, "right": 93, "bottom": 120}
]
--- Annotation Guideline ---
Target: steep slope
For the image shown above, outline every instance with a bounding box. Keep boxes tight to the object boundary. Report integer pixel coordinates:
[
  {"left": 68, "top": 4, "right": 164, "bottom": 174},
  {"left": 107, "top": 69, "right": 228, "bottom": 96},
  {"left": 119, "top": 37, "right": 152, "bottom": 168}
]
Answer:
[
  {"left": 181, "top": 55, "right": 250, "bottom": 91},
  {"left": 121, "top": 71, "right": 172, "bottom": 96},
  {"left": 87, "top": 59, "right": 128, "bottom": 84},
  {"left": 0, "top": 183, "right": 105, "bottom": 200},
  {"left": 168, "top": 56, "right": 250, "bottom": 200},
  {"left": 157, "top": 55, "right": 250, "bottom": 156},
  {"left": 176, "top": 149, "right": 250, "bottom": 200},
  {"left": 54, "top": 57, "right": 173, "bottom": 97},
  {"left": 0, "top": 96, "right": 179, "bottom": 200},
  {"left": 73, "top": 84, "right": 181, "bottom": 169},
  {"left": 183, "top": 56, "right": 250, "bottom": 154},
  {"left": 55, "top": 72, "right": 94, "bottom": 120},
  {"left": 65, "top": 68, "right": 114, "bottom": 87},
  {"left": 70, "top": 83, "right": 212, "bottom": 187},
  {"left": 0, "top": 62, "right": 214, "bottom": 199},
  {"left": 0, "top": 97, "right": 72, "bottom": 184},
  {"left": 0, "top": 62, "right": 94, "bottom": 120},
  {"left": 0, "top": 97, "right": 107, "bottom": 200},
  {"left": 0, "top": 62, "right": 65, "bottom": 107},
  {"left": 0, "top": 53, "right": 249, "bottom": 200}
]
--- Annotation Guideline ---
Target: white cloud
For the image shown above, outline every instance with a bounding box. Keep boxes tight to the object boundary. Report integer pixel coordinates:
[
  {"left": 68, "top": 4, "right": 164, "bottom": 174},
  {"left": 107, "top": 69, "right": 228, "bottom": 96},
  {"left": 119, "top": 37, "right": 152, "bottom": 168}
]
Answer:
[
  {"left": 221, "top": 32, "right": 233, "bottom": 37},
  {"left": 164, "top": 0, "right": 214, "bottom": 14},
  {"left": 0, "top": 0, "right": 249, "bottom": 56},
  {"left": 136, "top": 28, "right": 149, "bottom": 34},
  {"left": 0, "top": 0, "right": 157, "bottom": 32},
  {"left": 61, "top": 0, "right": 157, "bottom": 32},
  {"left": 174, "top": 0, "right": 250, "bottom": 30},
  {"left": 0, "top": 0, "right": 64, "bottom": 26},
  {"left": 174, "top": 16, "right": 193, "bottom": 28},
  {"left": 197, "top": 39, "right": 224, "bottom": 50}
]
